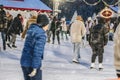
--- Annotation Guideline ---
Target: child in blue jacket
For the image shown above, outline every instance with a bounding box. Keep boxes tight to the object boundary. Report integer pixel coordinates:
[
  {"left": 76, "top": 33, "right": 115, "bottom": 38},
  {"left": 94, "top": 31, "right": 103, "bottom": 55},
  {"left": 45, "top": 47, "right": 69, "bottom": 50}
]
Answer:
[{"left": 20, "top": 14, "right": 49, "bottom": 80}]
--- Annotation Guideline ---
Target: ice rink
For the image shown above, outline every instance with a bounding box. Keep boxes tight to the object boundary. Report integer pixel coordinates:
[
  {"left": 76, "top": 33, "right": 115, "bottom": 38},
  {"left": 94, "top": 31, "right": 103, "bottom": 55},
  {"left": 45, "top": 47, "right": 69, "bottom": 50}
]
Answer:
[{"left": 0, "top": 36, "right": 117, "bottom": 80}]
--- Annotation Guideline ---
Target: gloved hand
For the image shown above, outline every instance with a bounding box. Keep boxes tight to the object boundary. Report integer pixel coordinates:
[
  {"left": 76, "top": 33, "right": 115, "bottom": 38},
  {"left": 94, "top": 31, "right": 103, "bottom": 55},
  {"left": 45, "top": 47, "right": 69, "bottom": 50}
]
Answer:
[
  {"left": 28, "top": 68, "right": 37, "bottom": 77},
  {"left": 56, "top": 28, "right": 60, "bottom": 31}
]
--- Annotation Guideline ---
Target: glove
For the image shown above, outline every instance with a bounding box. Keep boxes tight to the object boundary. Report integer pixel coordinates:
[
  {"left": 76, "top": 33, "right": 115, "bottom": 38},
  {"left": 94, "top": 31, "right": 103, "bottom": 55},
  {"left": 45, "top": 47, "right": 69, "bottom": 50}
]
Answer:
[
  {"left": 56, "top": 28, "right": 60, "bottom": 31},
  {"left": 28, "top": 68, "right": 37, "bottom": 77}
]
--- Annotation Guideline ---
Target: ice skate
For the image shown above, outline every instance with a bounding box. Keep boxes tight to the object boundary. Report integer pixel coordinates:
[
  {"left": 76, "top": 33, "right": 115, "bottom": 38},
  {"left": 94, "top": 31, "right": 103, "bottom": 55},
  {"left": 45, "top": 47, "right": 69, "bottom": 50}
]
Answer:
[
  {"left": 90, "top": 63, "right": 95, "bottom": 69},
  {"left": 72, "top": 59, "right": 79, "bottom": 63},
  {"left": 7, "top": 43, "right": 12, "bottom": 48},
  {"left": 98, "top": 63, "right": 104, "bottom": 71}
]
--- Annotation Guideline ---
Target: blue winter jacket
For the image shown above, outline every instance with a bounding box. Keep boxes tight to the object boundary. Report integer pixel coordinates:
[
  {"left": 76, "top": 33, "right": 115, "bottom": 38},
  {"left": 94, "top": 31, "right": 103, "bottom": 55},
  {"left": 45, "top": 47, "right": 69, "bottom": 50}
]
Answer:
[{"left": 20, "top": 24, "right": 46, "bottom": 68}]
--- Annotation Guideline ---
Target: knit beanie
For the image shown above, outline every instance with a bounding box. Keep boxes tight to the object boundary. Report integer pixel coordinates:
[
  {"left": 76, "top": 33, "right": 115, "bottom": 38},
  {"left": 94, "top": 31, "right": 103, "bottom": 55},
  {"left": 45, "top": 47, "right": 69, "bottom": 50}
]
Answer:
[{"left": 37, "top": 14, "right": 49, "bottom": 27}]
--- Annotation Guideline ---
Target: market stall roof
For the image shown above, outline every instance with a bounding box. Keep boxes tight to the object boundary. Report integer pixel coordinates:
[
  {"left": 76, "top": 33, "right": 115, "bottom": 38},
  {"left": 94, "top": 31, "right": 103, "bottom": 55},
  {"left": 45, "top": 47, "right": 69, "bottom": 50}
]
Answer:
[
  {"left": 110, "top": 6, "right": 118, "bottom": 13},
  {"left": 0, "top": 0, "right": 52, "bottom": 12}
]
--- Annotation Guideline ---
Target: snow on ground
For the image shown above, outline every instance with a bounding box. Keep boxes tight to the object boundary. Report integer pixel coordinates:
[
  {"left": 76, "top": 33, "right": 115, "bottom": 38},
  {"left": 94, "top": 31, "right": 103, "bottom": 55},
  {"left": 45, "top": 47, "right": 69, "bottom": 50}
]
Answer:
[{"left": 0, "top": 35, "right": 117, "bottom": 80}]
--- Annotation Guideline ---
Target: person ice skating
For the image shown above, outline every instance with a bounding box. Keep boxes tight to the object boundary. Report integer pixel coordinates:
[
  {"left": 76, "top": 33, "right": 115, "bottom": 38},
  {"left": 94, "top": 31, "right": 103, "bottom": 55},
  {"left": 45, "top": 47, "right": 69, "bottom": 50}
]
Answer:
[
  {"left": 85, "top": 17, "right": 93, "bottom": 41},
  {"left": 61, "top": 17, "right": 68, "bottom": 40},
  {"left": 20, "top": 14, "right": 49, "bottom": 80},
  {"left": 70, "top": 16, "right": 86, "bottom": 63},
  {"left": 21, "top": 15, "right": 37, "bottom": 39},
  {"left": 50, "top": 16, "right": 61, "bottom": 44},
  {"left": 89, "top": 17, "right": 109, "bottom": 70},
  {"left": 114, "top": 22, "right": 120, "bottom": 78},
  {"left": 0, "top": 5, "right": 7, "bottom": 50},
  {"left": 7, "top": 14, "right": 23, "bottom": 48},
  {"left": 6, "top": 12, "right": 13, "bottom": 43}
]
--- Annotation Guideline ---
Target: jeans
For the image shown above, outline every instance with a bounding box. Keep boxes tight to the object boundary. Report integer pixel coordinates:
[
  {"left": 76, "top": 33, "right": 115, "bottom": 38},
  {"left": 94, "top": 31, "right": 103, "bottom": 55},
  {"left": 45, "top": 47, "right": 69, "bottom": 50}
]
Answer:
[
  {"left": 9, "top": 33, "right": 16, "bottom": 45},
  {"left": 61, "top": 31, "right": 68, "bottom": 40},
  {"left": 21, "top": 66, "right": 42, "bottom": 80},
  {"left": 73, "top": 43, "right": 81, "bottom": 61},
  {"left": 1, "top": 31, "right": 6, "bottom": 50}
]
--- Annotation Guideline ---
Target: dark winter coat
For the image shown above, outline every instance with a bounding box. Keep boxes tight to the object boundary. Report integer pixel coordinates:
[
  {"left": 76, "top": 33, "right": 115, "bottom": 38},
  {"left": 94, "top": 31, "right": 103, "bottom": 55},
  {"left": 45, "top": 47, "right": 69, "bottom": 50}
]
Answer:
[
  {"left": 20, "top": 24, "right": 46, "bottom": 68},
  {"left": 0, "top": 9, "right": 6, "bottom": 24},
  {"left": 0, "top": 9, "right": 7, "bottom": 31},
  {"left": 50, "top": 21, "right": 56, "bottom": 31},
  {"left": 50, "top": 21, "right": 61, "bottom": 33},
  {"left": 89, "top": 23, "right": 109, "bottom": 47},
  {"left": 5, "top": 15, "right": 13, "bottom": 34},
  {"left": 8, "top": 16, "right": 23, "bottom": 35}
]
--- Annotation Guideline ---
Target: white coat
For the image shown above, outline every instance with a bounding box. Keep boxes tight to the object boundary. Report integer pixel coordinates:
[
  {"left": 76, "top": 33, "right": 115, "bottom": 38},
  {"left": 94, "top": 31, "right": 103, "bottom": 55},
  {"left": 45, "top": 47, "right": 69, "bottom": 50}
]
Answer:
[
  {"left": 70, "top": 20, "right": 86, "bottom": 43},
  {"left": 114, "top": 23, "right": 120, "bottom": 73}
]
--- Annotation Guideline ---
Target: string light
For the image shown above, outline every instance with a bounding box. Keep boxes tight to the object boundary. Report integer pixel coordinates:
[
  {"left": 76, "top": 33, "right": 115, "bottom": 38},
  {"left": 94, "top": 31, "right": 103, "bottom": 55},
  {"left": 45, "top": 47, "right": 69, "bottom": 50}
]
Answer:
[
  {"left": 83, "top": 0, "right": 119, "bottom": 6},
  {"left": 83, "top": 0, "right": 101, "bottom": 6},
  {"left": 102, "top": 0, "right": 119, "bottom": 6}
]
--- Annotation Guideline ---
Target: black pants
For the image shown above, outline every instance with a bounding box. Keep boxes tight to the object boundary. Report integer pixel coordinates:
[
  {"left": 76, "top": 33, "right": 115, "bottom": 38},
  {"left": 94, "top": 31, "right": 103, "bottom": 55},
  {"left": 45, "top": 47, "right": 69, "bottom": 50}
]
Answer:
[
  {"left": 91, "top": 45, "right": 104, "bottom": 63},
  {"left": 117, "top": 74, "right": 120, "bottom": 78},
  {"left": 86, "top": 34, "right": 90, "bottom": 41},
  {"left": 46, "top": 30, "right": 51, "bottom": 43},
  {"left": 52, "top": 31, "right": 60, "bottom": 44},
  {"left": 21, "top": 66, "right": 42, "bottom": 80}
]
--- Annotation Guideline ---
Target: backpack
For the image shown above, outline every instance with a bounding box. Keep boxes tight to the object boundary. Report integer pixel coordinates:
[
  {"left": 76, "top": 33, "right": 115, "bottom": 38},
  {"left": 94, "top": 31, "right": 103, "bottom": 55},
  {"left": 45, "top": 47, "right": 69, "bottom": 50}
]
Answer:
[{"left": 90, "top": 24, "right": 103, "bottom": 44}]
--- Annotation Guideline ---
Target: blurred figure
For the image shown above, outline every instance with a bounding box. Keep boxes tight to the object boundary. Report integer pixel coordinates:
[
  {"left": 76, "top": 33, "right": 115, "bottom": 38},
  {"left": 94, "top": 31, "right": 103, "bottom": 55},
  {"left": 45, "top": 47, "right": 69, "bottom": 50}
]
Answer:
[
  {"left": 50, "top": 16, "right": 61, "bottom": 44},
  {"left": 0, "top": 5, "right": 7, "bottom": 50},
  {"left": 21, "top": 15, "right": 37, "bottom": 39},
  {"left": 89, "top": 17, "right": 109, "bottom": 70},
  {"left": 85, "top": 17, "right": 93, "bottom": 41},
  {"left": 22, "top": 16, "right": 28, "bottom": 31},
  {"left": 6, "top": 12, "right": 13, "bottom": 43},
  {"left": 109, "top": 23, "right": 114, "bottom": 41},
  {"left": 113, "top": 18, "right": 119, "bottom": 33},
  {"left": 46, "top": 14, "right": 53, "bottom": 43},
  {"left": 70, "top": 16, "right": 86, "bottom": 63},
  {"left": 114, "top": 22, "right": 120, "bottom": 78},
  {"left": 61, "top": 17, "right": 68, "bottom": 40},
  {"left": 7, "top": 14, "right": 23, "bottom": 48},
  {"left": 20, "top": 14, "right": 49, "bottom": 80}
]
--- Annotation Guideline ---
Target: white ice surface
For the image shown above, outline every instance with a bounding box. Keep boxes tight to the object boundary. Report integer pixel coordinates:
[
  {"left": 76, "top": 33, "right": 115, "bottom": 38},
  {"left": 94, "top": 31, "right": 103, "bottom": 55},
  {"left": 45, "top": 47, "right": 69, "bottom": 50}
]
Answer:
[{"left": 0, "top": 36, "right": 117, "bottom": 80}]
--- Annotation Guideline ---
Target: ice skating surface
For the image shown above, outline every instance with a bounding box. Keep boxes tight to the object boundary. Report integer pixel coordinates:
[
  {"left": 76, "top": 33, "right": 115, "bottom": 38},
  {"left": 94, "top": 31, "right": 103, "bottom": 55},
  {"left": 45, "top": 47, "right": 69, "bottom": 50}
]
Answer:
[{"left": 0, "top": 36, "right": 117, "bottom": 80}]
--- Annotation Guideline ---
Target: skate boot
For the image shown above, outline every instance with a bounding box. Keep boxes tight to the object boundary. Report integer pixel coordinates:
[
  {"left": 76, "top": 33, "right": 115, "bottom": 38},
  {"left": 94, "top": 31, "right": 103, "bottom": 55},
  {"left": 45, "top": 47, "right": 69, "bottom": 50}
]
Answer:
[
  {"left": 98, "top": 63, "right": 103, "bottom": 71},
  {"left": 90, "top": 63, "right": 95, "bottom": 69},
  {"left": 72, "top": 59, "right": 79, "bottom": 63},
  {"left": 52, "top": 41, "right": 54, "bottom": 44},
  {"left": 12, "top": 45, "right": 17, "bottom": 48},
  {"left": 7, "top": 43, "right": 12, "bottom": 48}
]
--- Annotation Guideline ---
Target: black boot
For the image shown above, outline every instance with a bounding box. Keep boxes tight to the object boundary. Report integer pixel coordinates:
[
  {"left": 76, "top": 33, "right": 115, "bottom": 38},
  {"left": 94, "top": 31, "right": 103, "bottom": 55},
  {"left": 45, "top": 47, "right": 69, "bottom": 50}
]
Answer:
[
  {"left": 7, "top": 43, "right": 12, "bottom": 48},
  {"left": 117, "top": 74, "right": 120, "bottom": 78},
  {"left": 12, "top": 45, "right": 17, "bottom": 48},
  {"left": 58, "top": 41, "right": 60, "bottom": 45},
  {"left": 3, "top": 46, "right": 6, "bottom": 50},
  {"left": 52, "top": 41, "right": 54, "bottom": 44}
]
